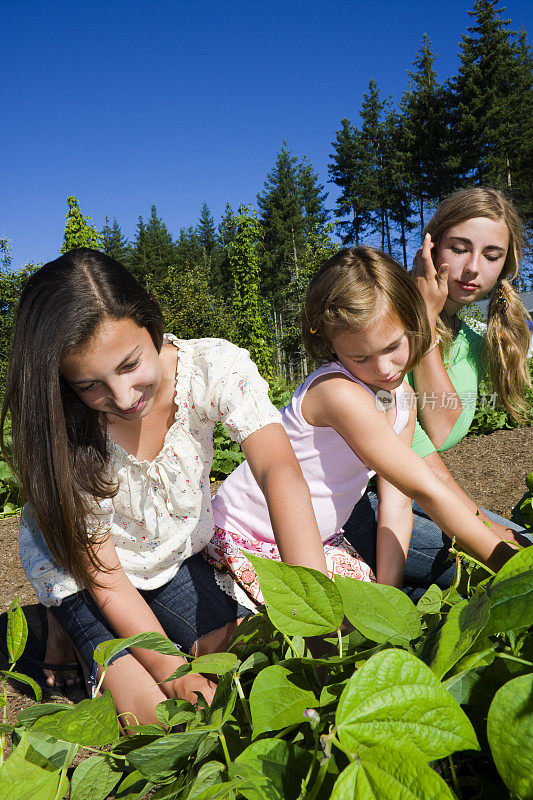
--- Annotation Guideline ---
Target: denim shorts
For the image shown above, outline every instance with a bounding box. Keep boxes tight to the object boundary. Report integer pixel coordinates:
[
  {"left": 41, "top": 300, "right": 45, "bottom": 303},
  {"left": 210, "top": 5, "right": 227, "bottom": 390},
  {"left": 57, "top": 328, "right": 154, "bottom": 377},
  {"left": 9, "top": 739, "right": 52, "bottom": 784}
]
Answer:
[{"left": 49, "top": 553, "right": 250, "bottom": 693}]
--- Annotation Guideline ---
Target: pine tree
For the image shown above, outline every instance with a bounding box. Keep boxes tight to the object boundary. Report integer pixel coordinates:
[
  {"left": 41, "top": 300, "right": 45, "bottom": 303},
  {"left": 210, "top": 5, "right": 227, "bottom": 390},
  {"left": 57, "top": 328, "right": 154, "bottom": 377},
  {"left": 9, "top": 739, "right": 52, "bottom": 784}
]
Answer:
[
  {"left": 453, "top": 0, "right": 532, "bottom": 208},
  {"left": 381, "top": 111, "right": 416, "bottom": 267},
  {"left": 401, "top": 35, "right": 450, "bottom": 235},
  {"left": 211, "top": 203, "right": 236, "bottom": 301},
  {"left": 329, "top": 119, "right": 372, "bottom": 244},
  {"left": 129, "top": 205, "right": 178, "bottom": 286},
  {"left": 196, "top": 202, "right": 217, "bottom": 264},
  {"left": 60, "top": 196, "right": 100, "bottom": 253},
  {"left": 100, "top": 217, "right": 130, "bottom": 265}
]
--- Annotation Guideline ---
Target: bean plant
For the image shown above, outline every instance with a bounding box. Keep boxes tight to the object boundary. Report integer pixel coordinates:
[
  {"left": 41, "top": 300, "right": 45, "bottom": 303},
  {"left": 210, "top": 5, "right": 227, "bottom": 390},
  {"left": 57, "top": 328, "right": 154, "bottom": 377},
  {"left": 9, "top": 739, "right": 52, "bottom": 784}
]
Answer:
[{"left": 0, "top": 544, "right": 532, "bottom": 799}]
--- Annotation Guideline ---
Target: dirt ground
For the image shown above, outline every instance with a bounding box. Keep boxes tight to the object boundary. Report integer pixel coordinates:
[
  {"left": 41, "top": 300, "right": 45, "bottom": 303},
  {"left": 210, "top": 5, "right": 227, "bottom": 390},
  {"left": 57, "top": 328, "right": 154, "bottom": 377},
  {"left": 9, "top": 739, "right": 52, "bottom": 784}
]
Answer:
[{"left": 1, "top": 426, "right": 532, "bottom": 729}]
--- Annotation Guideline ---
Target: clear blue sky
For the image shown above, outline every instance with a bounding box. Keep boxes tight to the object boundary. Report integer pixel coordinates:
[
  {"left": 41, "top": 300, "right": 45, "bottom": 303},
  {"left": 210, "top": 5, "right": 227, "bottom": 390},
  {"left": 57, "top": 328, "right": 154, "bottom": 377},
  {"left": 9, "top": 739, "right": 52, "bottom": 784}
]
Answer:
[{"left": 1, "top": 0, "right": 531, "bottom": 268}]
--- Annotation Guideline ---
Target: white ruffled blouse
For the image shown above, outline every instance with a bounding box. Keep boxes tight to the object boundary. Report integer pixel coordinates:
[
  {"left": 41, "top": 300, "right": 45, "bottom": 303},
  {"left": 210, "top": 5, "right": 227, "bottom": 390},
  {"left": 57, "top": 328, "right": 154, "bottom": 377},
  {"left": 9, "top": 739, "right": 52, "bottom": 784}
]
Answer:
[{"left": 19, "top": 336, "right": 281, "bottom": 607}]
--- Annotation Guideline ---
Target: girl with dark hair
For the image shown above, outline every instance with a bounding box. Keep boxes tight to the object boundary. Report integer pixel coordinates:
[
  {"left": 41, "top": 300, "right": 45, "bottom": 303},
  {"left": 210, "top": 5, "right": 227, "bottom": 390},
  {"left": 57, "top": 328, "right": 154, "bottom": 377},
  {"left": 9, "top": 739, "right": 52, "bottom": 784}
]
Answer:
[
  {"left": 207, "top": 246, "right": 518, "bottom": 602},
  {"left": 344, "top": 188, "right": 532, "bottom": 597},
  {"left": 1, "top": 247, "right": 328, "bottom": 724}
]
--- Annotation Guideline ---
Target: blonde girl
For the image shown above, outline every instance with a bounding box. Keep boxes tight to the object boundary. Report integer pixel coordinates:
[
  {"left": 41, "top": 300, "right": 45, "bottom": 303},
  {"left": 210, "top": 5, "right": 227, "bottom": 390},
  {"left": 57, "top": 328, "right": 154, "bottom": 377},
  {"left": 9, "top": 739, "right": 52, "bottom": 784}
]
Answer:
[
  {"left": 208, "top": 246, "right": 518, "bottom": 600},
  {"left": 345, "top": 189, "right": 531, "bottom": 595},
  {"left": 1, "top": 248, "right": 328, "bottom": 724}
]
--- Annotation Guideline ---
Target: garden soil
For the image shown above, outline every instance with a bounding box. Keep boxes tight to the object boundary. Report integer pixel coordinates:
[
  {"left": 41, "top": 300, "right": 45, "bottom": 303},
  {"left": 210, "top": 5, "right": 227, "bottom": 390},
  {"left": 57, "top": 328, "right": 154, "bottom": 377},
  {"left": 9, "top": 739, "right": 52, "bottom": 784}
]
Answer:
[{"left": 1, "top": 427, "right": 532, "bottom": 729}]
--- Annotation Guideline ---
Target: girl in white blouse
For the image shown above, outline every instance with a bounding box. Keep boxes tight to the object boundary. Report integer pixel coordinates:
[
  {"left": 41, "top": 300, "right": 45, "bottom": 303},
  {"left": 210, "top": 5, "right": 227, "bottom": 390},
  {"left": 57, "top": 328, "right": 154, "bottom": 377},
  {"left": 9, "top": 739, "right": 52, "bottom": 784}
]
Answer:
[{"left": 1, "top": 247, "right": 328, "bottom": 726}]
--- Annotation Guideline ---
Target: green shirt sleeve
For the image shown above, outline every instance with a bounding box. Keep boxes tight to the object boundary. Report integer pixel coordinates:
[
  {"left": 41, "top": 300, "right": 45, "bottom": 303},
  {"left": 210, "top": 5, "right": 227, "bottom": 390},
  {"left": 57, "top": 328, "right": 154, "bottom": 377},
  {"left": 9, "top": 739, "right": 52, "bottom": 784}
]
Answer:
[{"left": 407, "top": 322, "right": 487, "bottom": 457}]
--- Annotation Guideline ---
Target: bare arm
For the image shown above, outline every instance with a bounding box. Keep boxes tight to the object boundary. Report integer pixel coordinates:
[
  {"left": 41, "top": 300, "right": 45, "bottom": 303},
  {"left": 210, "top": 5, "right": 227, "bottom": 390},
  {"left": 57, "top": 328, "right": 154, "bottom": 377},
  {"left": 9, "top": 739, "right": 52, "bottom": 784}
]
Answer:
[
  {"left": 307, "top": 376, "right": 517, "bottom": 572},
  {"left": 241, "top": 423, "right": 328, "bottom": 576},
  {"left": 88, "top": 536, "right": 215, "bottom": 704},
  {"left": 411, "top": 233, "right": 461, "bottom": 447},
  {"left": 375, "top": 389, "right": 416, "bottom": 587}
]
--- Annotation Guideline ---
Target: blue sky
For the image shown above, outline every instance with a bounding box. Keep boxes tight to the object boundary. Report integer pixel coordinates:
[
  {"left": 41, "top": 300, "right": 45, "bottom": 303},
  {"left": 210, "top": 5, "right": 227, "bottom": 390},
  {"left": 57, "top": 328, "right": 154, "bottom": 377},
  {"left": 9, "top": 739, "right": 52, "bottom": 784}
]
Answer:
[{"left": 1, "top": 0, "right": 531, "bottom": 268}]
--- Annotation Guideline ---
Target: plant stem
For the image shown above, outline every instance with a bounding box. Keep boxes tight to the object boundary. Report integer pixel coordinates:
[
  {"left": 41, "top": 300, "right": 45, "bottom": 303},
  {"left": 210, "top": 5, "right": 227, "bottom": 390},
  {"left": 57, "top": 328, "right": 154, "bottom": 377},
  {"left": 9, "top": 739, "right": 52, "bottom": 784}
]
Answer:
[
  {"left": 448, "top": 755, "right": 461, "bottom": 799},
  {"left": 337, "top": 628, "right": 343, "bottom": 659},
  {"left": 219, "top": 729, "right": 232, "bottom": 768},
  {"left": 306, "top": 756, "right": 330, "bottom": 800},
  {"left": 282, "top": 632, "right": 300, "bottom": 658},
  {"left": 233, "top": 673, "right": 252, "bottom": 728},
  {"left": 93, "top": 664, "right": 108, "bottom": 697},
  {"left": 496, "top": 652, "right": 533, "bottom": 667}
]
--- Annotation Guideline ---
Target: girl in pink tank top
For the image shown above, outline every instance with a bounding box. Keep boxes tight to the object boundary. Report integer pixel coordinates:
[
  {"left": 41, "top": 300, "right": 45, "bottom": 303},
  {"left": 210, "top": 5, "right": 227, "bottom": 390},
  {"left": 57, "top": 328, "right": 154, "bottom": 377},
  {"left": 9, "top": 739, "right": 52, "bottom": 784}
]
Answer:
[{"left": 207, "top": 247, "right": 518, "bottom": 604}]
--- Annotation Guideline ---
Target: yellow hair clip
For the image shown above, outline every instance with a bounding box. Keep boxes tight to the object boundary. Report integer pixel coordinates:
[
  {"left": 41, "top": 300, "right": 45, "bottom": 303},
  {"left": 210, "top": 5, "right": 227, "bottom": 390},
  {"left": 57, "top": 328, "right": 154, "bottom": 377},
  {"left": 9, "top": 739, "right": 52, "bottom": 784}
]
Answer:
[{"left": 309, "top": 327, "right": 317, "bottom": 334}]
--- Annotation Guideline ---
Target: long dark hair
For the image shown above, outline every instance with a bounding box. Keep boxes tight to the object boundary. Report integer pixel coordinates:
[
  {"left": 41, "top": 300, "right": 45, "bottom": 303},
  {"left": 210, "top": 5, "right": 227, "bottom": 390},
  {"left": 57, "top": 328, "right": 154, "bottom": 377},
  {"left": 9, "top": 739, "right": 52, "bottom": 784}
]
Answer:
[{"left": 0, "top": 248, "right": 164, "bottom": 590}]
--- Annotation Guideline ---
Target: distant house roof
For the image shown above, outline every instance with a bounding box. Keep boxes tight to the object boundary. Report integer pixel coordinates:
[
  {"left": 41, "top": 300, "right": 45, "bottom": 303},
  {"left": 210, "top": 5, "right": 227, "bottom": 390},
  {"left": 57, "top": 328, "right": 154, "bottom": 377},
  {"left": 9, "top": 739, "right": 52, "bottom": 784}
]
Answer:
[{"left": 473, "top": 290, "right": 533, "bottom": 315}]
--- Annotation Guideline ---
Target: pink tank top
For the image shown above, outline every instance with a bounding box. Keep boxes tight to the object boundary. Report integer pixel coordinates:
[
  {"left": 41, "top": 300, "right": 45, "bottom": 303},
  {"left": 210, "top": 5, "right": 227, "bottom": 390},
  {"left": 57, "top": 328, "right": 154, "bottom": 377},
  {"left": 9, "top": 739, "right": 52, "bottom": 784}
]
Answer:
[{"left": 212, "top": 361, "right": 409, "bottom": 543}]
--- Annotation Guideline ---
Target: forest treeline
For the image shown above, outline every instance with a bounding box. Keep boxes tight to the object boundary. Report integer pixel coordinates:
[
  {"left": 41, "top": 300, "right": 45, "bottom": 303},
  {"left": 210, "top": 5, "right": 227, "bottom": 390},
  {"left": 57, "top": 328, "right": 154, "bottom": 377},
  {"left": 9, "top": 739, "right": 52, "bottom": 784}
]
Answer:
[{"left": 1, "top": 0, "right": 532, "bottom": 385}]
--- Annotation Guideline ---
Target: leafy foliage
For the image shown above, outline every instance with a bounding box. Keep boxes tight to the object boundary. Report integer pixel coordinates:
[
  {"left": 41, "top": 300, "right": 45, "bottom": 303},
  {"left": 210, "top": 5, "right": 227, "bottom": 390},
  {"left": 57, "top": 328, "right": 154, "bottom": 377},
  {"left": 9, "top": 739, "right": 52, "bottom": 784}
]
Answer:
[
  {"left": 1, "top": 547, "right": 532, "bottom": 797},
  {"left": 60, "top": 196, "right": 100, "bottom": 253}
]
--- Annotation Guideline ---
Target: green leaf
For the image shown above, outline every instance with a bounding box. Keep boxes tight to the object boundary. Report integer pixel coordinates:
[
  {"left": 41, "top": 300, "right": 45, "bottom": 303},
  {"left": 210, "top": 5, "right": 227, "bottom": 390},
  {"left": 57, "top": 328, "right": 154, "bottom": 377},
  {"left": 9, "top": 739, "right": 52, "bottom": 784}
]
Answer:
[
  {"left": 32, "top": 690, "right": 119, "bottom": 746},
  {"left": 127, "top": 731, "right": 210, "bottom": 780},
  {"left": 70, "top": 755, "right": 121, "bottom": 800},
  {"left": 487, "top": 673, "right": 533, "bottom": 799},
  {"left": 336, "top": 649, "right": 479, "bottom": 761},
  {"left": 0, "top": 731, "right": 70, "bottom": 800},
  {"left": 93, "top": 631, "right": 186, "bottom": 666},
  {"left": 24, "top": 729, "right": 78, "bottom": 770},
  {"left": 330, "top": 744, "right": 456, "bottom": 799},
  {"left": 238, "top": 652, "right": 270, "bottom": 675},
  {"left": 416, "top": 583, "right": 444, "bottom": 615},
  {"left": 113, "top": 769, "right": 154, "bottom": 800},
  {"left": 187, "top": 761, "right": 226, "bottom": 799},
  {"left": 17, "top": 703, "right": 67, "bottom": 727},
  {"left": 485, "top": 547, "right": 533, "bottom": 635},
  {"left": 1, "top": 669, "right": 42, "bottom": 702},
  {"left": 6, "top": 600, "right": 27, "bottom": 663},
  {"left": 247, "top": 554, "right": 343, "bottom": 636},
  {"left": 335, "top": 576, "right": 422, "bottom": 645},
  {"left": 189, "top": 652, "right": 239, "bottom": 675},
  {"left": 249, "top": 664, "right": 317, "bottom": 737},
  {"left": 155, "top": 698, "right": 196, "bottom": 728},
  {"left": 234, "top": 739, "right": 311, "bottom": 800},
  {"left": 428, "top": 590, "right": 491, "bottom": 679}
]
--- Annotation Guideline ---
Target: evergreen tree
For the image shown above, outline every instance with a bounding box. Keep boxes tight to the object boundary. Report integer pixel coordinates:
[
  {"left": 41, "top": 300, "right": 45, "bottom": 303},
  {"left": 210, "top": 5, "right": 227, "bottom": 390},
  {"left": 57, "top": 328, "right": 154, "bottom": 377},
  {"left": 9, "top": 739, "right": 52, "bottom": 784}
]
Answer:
[
  {"left": 359, "top": 79, "right": 392, "bottom": 248},
  {"left": 129, "top": 205, "right": 177, "bottom": 286},
  {"left": 211, "top": 203, "right": 236, "bottom": 301},
  {"left": 196, "top": 202, "right": 217, "bottom": 265},
  {"left": 100, "top": 217, "right": 130, "bottom": 265},
  {"left": 228, "top": 206, "right": 273, "bottom": 378},
  {"left": 401, "top": 35, "right": 450, "bottom": 235},
  {"left": 329, "top": 119, "right": 372, "bottom": 244},
  {"left": 453, "top": 0, "right": 532, "bottom": 208},
  {"left": 175, "top": 226, "right": 201, "bottom": 270},
  {"left": 60, "top": 196, "right": 100, "bottom": 253},
  {"left": 381, "top": 111, "right": 416, "bottom": 267}
]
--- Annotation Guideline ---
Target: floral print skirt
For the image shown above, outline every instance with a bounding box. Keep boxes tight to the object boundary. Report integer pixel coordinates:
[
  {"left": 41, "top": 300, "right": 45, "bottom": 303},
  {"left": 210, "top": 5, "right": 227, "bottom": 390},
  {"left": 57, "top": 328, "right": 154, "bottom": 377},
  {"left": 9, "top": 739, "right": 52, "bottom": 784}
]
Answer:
[{"left": 204, "top": 526, "right": 375, "bottom": 605}]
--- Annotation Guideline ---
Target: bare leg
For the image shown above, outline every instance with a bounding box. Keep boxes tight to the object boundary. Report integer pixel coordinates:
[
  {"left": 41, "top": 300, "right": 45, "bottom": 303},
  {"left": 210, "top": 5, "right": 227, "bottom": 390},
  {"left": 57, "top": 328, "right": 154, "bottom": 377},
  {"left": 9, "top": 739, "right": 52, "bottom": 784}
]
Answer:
[{"left": 44, "top": 608, "right": 81, "bottom": 687}]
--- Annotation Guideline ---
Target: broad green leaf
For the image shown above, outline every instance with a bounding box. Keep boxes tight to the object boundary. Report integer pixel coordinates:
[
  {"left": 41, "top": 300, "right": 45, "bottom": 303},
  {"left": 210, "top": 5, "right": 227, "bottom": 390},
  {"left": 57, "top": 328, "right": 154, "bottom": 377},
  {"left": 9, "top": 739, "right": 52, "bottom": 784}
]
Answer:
[
  {"left": 249, "top": 664, "right": 318, "bottom": 737},
  {"left": 238, "top": 651, "right": 270, "bottom": 675},
  {"left": 0, "top": 723, "right": 14, "bottom": 733},
  {"left": 32, "top": 690, "right": 119, "bottom": 745},
  {"left": 127, "top": 730, "right": 209, "bottom": 780},
  {"left": 336, "top": 649, "right": 479, "bottom": 760},
  {"left": 155, "top": 698, "right": 196, "bottom": 727},
  {"left": 330, "top": 744, "right": 455, "bottom": 799},
  {"left": 187, "top": 761, "right": 226, "bottom": 800},
  {"left": 114, "top": 769, "right": 154, "bottom": 800},
  {"left": 416, "top": 583, "right": 444, "bottom": 615},
  {"left": 17, "top": 703, "right": 67, "bottom": 727},
  {"left": 25, "top": 729, "right": 78, "bottom": 770},
  {"left": 228, "top": 761, "right": 282, "bottom": 800},
  {"left": 190, "top": 652, "right": 239, "bottom": 675},
  {"left": 443, "top": 668, "right": 495, "bottom": 707},
  {"left": 484, "top": 547, "right": 533, "bottom": 635},
  {"left": 1, "top": 669, "right": 42, "bottom": 702},
  {"left": 93, "top": 631, "right": 186, "bottom": 666},
  {"left": 6, "top": 600, "right": 27, "bottom": 663},
  {"left": 487, "top": 673, "right": 533, "bottom": 799},
  {"left": 247, "top": 554, "right": 343, "bottom": 636},
  {"left": 335, "top": 576, "right": 422, "bottom": 645},
  {"left": 0, "top": 730, "right": 70, "bottom": 800},
  {"left": 70, "top": 755, "right": 121, "bottom": 800},
  {"left": 234, "top": 739, "right": 311, "bottom": 800},
  {"left": 429, "top": 590, "right": 491, "bottom": 679}
]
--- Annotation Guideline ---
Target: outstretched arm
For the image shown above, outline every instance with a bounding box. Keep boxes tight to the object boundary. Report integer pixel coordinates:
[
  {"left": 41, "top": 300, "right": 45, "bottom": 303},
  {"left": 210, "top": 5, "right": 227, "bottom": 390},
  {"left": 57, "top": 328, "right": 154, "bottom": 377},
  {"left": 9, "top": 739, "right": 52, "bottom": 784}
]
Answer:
[
  {"left": 241, "top": 423, "right": 328, "bottom": 576},
  {"left": 411, "top": 233, "right": 461, "bottom": 448},
  {"left": 308, "top": 375, "right": 518, "bottom": 572}
]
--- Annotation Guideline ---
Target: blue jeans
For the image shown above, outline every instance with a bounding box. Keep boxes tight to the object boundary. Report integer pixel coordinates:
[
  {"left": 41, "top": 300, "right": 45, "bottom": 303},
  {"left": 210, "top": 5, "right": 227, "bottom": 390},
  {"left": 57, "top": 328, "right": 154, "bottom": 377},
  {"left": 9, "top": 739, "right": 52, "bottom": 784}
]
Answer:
[
  {"left": 343, "top": 490, "right": 531, "bottom": 602},
  {"left": 50, "top": 553, "right": 250, "bottom": 693}
]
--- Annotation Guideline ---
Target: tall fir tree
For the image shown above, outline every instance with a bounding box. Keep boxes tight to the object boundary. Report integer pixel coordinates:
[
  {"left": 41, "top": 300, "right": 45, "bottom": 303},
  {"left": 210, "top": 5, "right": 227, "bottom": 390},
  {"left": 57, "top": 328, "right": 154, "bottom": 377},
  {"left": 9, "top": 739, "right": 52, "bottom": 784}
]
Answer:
[
  {"left": 401, "top": 35, "right": 450, "bottom": 235},
  {"left": 196, "top": 202, "right": 217, "bottom": 264},
  {"left": 452, "top": 0, "right": 532, "bottom": 210},
  {"left": 211, "top": 203, "right": 236, "bottom": 301},
  {"left": 60, "top": 196, "right": 100, "bottom": 253},
  {"left": 100, "top": 217, "right": 130, "bottom": 265},
  {"left": 329, "top": 119, "right": 372, "bottom": 244},
  {"left": 129, "top": 205, "right": 178, "bottom": 286}
]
